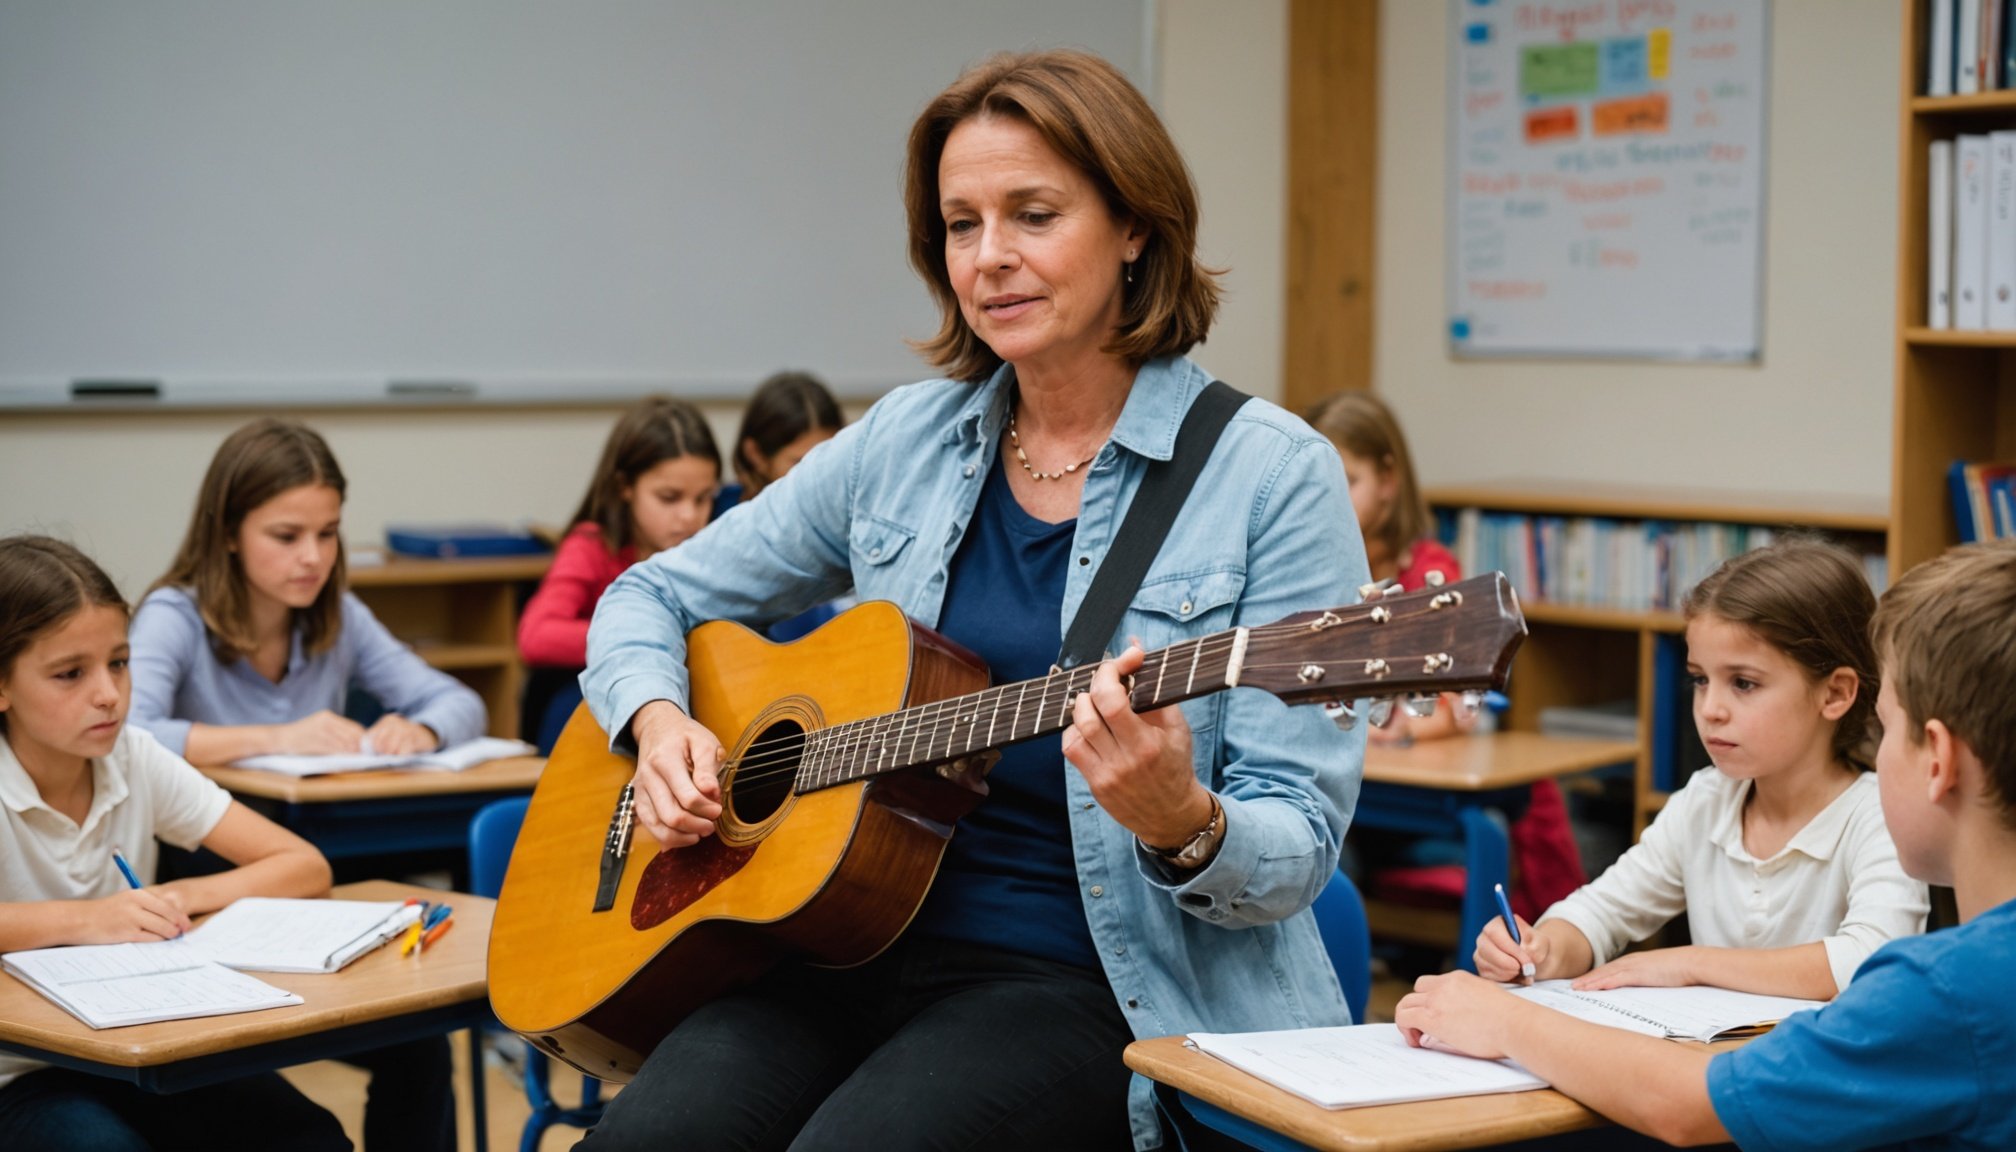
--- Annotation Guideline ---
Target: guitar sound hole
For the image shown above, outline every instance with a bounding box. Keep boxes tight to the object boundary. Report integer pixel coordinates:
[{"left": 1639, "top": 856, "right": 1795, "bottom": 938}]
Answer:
[{"left": 730, "top": 719, "right": 803, "bottom": 825}]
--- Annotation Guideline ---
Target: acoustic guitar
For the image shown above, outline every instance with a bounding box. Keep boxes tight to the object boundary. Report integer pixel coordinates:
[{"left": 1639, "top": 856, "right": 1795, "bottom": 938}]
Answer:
[{"left": 490, "top": 573, "right": 1525, "bottom": 1080}]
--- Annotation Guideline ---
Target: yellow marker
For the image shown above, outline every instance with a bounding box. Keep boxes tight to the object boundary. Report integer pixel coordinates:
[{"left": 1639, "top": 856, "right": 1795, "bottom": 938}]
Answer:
[{"left": 400, "top": 919, "right": 425, "bottom": 957}]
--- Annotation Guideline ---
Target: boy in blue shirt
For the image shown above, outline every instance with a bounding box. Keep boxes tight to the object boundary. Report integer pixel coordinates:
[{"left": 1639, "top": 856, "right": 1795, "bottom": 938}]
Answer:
[{"left": 1394, "top": 540, "right": 2016, "bottom": 1150}]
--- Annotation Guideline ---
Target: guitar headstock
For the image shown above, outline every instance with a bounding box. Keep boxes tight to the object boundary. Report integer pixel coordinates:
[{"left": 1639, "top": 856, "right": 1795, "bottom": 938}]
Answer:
[{"left": 1240, "top": 573, "right": 1525, "bottom": 713}]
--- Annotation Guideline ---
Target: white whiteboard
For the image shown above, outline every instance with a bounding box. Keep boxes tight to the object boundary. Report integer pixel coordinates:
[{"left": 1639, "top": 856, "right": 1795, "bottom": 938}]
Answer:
[
  {"left": 1446, "top": 0, "right": 1769, "bottom": 361},
  {"left": 0, "top": 0, "right": 1150, "bottom": 408}
]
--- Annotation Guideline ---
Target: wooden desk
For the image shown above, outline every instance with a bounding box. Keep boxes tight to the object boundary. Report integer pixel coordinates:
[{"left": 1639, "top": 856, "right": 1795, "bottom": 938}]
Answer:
[
  {"left": 0, "top": 881, "right": 495, "bottom": 1151},
  {"left": 195, "top": 757, "right": 544, "bottom": 869},
  {"left": 1357, "top": 734, "right": 1637, "bottom": 970},
  {"left": 349, "top": 553, "right": 552, "bottom": 740},
  {"left": 1125, "top": 1034, "right": 1602, "bottom": 1152}
]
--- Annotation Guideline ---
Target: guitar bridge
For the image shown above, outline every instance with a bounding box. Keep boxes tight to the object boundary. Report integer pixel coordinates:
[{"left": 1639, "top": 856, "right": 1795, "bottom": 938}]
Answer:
[{"left": 593, "top": 782, "right": 635, "bottom": 913}]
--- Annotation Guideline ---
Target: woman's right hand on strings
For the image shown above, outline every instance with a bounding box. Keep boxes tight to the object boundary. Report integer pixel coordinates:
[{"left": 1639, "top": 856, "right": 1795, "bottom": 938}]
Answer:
[
  {"left": 630, "top": 700, "right": 726, "bottom": 850},
  {"left": 76, "top": 889, "right": 194, "bottom": 943},
  {"left": 273, "top": 710, "right": 367, "bottom": 755},
  {"left": 1474, "top": 913, "right": 1547, "bottom": 983}
]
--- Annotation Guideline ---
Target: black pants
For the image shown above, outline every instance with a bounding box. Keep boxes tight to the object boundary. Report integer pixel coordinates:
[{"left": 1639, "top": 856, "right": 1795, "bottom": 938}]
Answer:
[
  {"left": 0, "top": 1067, "right": 351, "bottom": 1152},
  {"left": 343, "top": 1035, "right": 456, "bottom": 1152},
  {"left": 575, "top": 937, "right": 1138, "bottom": 1152}
]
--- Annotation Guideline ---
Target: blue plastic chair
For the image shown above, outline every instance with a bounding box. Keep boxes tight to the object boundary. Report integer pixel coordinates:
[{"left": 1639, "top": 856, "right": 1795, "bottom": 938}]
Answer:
[
  {"left": 469, "top": 797, "right": 608, "bottom": 1151},
  {"left": 1312, "top": 867, "right": 1372, "bottom": 1027},
  {"left": 1176, "top": 868, "right": 1372, "bottom": 1151}
]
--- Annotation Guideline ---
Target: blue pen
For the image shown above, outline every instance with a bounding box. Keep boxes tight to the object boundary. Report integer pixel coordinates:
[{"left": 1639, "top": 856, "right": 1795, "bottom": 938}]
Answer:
[
  {"left": 422, "top": 903, "right": 453, "bottom": 931},
  {"left": 111, "top": 846, "right": 143, "bottom": 890},
  {"left": 1493, "top": 882, "right": 1536, "bottom": 979}
]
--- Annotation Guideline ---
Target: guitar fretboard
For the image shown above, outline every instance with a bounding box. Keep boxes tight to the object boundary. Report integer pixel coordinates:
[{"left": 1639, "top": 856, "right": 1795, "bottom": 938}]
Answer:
[{"left": 789, "top": 629, "right": 1246, "bottom": 792}]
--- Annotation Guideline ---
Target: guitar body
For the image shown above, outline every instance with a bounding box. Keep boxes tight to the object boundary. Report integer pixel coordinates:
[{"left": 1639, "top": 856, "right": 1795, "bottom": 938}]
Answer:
[{"left": 489, "top": 602, "right": 991, "bottom": 1081}]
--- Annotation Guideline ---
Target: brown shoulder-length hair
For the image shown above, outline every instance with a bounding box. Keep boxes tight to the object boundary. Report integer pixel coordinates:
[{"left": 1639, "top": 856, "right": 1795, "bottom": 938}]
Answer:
[
  {"left": 571, "top": 396, "right": 722, "bottom": 553},
  {"left": 1303, "top": 391, "right": 1431, "bottom": 558},
  {"left": 154, "top": 419, "right": 348, "bottom": 662},
  {"left": 903, "top": 49, "right": 1222, "bottom": 382},
  {"left": 0, "top": 536, "right": 129, "bottom": 735},
  {"left": 733, "top": 371, "right": 844, "bottom": 495},
  {"left": 1683, "top": 535, "right": 1880, "bottom": 772}
]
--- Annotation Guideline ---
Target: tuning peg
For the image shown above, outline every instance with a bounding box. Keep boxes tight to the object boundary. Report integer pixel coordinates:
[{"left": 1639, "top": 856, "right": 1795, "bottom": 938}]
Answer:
[
  {"left": 1321, "top": 700, "right": 1359, "bottom": 732},
  {"left": 1357, "top": 578, "right": 1397, "bottom": 603},
  {"left": 1367, "top": 697, "right": 1397, "bottom": 728},
  {"left": 1459, "top": 690, "right": 1484, "bottom": 717},
  {"left": 1424, "top": 569, "right": 1447, "bottom": 587},
  {"left": 1402, "top": 693, "right": 1438, "bottom": 719}
]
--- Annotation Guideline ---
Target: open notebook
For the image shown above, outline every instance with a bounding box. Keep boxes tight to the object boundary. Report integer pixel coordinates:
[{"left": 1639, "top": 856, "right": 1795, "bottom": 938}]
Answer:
[
  {"left": 1185, "top": 1024, "right": 1548, "bottom": 1110},
  {"left": 181, "top": 898, "right": 425, "bottom": 974},
  {"left": 2, "top": 898, "right": 425, "bottom": 1029},
  {"left": 231, "top": 736, "right": 534, "bottom": 777},
  {"left": 1, "top": 942, "right": 301, "bottom": 1030},
  {"left": 1507, "top": 980, "right": 1827, "bottom": 1043}
]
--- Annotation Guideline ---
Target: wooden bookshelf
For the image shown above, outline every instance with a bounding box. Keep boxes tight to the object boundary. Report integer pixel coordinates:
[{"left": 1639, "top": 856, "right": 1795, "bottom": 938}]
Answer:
[
  {"left": 347, "top": 553, "right": 551, "bottom": 739},
  {"left": 1897, "top": 0, "right": 2016, "bottom": 575},
  {"left": 1425, "top": 482, "right": 1888, "bottom": 837}
]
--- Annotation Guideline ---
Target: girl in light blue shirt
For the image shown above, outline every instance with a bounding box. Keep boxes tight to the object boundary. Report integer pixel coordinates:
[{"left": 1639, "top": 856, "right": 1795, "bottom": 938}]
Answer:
[
  {"left": 125, "top": 417, "right": 474, "bottom": 1152},
  {"left": 128, "top": 419, "right": 484, "bottom": 764}
]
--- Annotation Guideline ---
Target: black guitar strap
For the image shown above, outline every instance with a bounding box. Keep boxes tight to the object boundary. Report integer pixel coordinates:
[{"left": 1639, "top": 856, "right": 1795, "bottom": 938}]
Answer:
[{"left": 1056, "top": 379, "right": 1248, "bottom": 671}]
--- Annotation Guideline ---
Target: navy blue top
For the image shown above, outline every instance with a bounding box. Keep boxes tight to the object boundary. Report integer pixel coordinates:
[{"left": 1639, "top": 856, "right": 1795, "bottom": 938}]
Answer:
[{"left": 910, "top": 458, "right": 1099, "bottom": 971}]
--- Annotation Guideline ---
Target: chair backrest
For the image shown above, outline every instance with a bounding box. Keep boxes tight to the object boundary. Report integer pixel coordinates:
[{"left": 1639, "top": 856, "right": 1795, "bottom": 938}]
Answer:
[
  {"left": 469, "top": 795, "right": 532, "bottom": 900},
  {"left": 1313, "top": 868, "right": 1372, "bottom": 1025}
]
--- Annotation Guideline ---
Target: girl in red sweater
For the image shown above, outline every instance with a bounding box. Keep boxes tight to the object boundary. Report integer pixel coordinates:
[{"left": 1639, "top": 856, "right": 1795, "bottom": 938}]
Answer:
[
  {"left": 1305, "top": 390, "right": 1586, "bottom": 923},
  {"left": 518, "top": 396, "right": 721, "bottom": 670}
]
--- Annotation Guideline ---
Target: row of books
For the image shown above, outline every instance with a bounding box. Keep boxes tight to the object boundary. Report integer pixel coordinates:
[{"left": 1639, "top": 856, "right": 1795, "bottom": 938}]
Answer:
[
  {"left": 1924, "top": 0, "right": 2016, "bottom": 96},
  {"left": 1949, "top": 459, "right": 2016, "bottom": 541},
  {"left": 1441, "top": 509, "right": 1889, "bottom": 613},
  {"left": 1923, "top": 135, "right": 2016, "bottom": 331}
]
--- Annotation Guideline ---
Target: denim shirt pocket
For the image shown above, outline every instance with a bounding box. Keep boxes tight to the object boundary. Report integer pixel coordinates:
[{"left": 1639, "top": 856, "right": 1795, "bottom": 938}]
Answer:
[
  {"left": 1127, "top": 566, "right": 1245, "bottom": 774},
  {"left": 848, "top": 513, "right": 919, "bottom": 603}
]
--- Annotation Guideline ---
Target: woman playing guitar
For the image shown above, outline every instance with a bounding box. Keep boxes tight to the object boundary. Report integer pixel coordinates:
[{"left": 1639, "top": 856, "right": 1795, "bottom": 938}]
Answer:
[{"left": 576, "top": 49, "right": 1370, "bottom": 1151}]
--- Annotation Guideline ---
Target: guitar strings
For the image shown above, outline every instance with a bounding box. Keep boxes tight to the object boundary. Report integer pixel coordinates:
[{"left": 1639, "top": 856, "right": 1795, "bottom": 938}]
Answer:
[
  {"left": 713, "top": 613, "right": 1465, "bottom": 787},
  {"left": 715, "top": 641, "right": 1470, "bottom": 792},
  {"left": 712, "top": 607, "right": 1381, "bottom": 768}
]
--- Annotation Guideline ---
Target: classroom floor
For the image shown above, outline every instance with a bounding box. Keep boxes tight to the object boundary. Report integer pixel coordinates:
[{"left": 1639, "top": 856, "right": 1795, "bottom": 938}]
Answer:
[{"left": 281, "top": 970, "right": 1417, "bottom": 1152}]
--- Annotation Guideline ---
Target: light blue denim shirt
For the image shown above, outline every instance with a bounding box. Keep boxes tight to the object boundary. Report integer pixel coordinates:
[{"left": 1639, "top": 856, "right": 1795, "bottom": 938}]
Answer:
[
  {"left": 585, "top": 355, "right": 1369, "bottom": 1149},
  {"left": 129, "top": 587, "right": 488, "bottom": 757}
]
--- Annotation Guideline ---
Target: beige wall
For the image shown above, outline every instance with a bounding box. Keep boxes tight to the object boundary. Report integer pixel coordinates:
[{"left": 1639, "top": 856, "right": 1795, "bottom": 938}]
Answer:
[
  {"left": 0, "top": 0, "right": 1290, "bottom": 596},
  {"left": 1375, "top": 0, "right": 1899, "bottom": 501}
]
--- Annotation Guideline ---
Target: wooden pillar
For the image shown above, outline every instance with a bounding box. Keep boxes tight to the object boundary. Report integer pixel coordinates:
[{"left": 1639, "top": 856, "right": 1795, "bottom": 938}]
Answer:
[{"left": 1285, "top": 0, "right": 1379, "bottom": 415}]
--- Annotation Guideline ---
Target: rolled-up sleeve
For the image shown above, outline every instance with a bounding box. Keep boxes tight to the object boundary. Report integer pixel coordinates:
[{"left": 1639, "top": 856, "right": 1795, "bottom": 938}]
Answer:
[
  {"left": 1819, "top": 799, "right": 1929, "bottom": 991},
  {"left": 344, "top": 594, "right": 487, "bottom": 746},
  {"left": 1137, "top": 437, "right": 1367, "bottom": 926},
  {"left": 583, "top": 405, "right": 864, "bottom": 749},
  {"left": 1540, "top": 776, "right": 1697, "bottom": 965},
  {"left": 127, "top": 591, "right": 203, "bottom": 756}
]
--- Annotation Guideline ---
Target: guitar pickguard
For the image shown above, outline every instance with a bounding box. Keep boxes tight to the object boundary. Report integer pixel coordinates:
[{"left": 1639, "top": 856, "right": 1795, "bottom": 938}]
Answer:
[{"left": 630, "top": 838, "right": 760, "bottom": 930}]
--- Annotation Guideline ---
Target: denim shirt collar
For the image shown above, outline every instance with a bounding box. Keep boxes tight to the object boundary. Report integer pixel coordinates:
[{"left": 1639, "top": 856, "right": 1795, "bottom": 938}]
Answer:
[{"left": 940, "top": 356, "right": 1207, "bottom": 464}]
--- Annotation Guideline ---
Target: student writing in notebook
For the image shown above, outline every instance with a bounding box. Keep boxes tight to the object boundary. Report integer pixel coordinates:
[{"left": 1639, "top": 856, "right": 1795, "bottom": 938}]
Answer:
[
  {"left": 1473, "top": 538, "right": 1926, "bottom": 1001},
  {"left": 127, "top": 418, "right": 485, "bottom": 764},
  {"left": 123, "top": 418, "right": 472, "bottom": 1152},
  {"left": 1397, "top": 541, "right": 2016, "bottom": 1150},
  {"left": 0, "top": 536, "right": 347, "bottom": 1152}
]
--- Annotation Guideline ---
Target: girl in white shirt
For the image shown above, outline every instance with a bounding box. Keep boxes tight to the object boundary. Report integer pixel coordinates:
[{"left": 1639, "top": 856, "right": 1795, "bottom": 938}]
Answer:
[
  {"left": 1475, "top": 537, "right": 1928, "bottom": 999},
  {"left": 0, "top": 535, "right": 344, "bottom": 1152}
]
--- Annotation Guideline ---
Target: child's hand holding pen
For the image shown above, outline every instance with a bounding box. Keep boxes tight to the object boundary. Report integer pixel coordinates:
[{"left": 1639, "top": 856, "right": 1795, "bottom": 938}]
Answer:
[
  {"left": 77, "top": 848, "right": 192, "bottom": 943},
  {"left": 1475, "top": 883, "right": 1545, "bottom": 984}
]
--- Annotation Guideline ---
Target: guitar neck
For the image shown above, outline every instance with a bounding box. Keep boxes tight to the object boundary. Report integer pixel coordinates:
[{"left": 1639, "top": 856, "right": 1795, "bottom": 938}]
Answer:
[{"left": 793, "top": 630, "right": 1243, "bottom": 792}]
